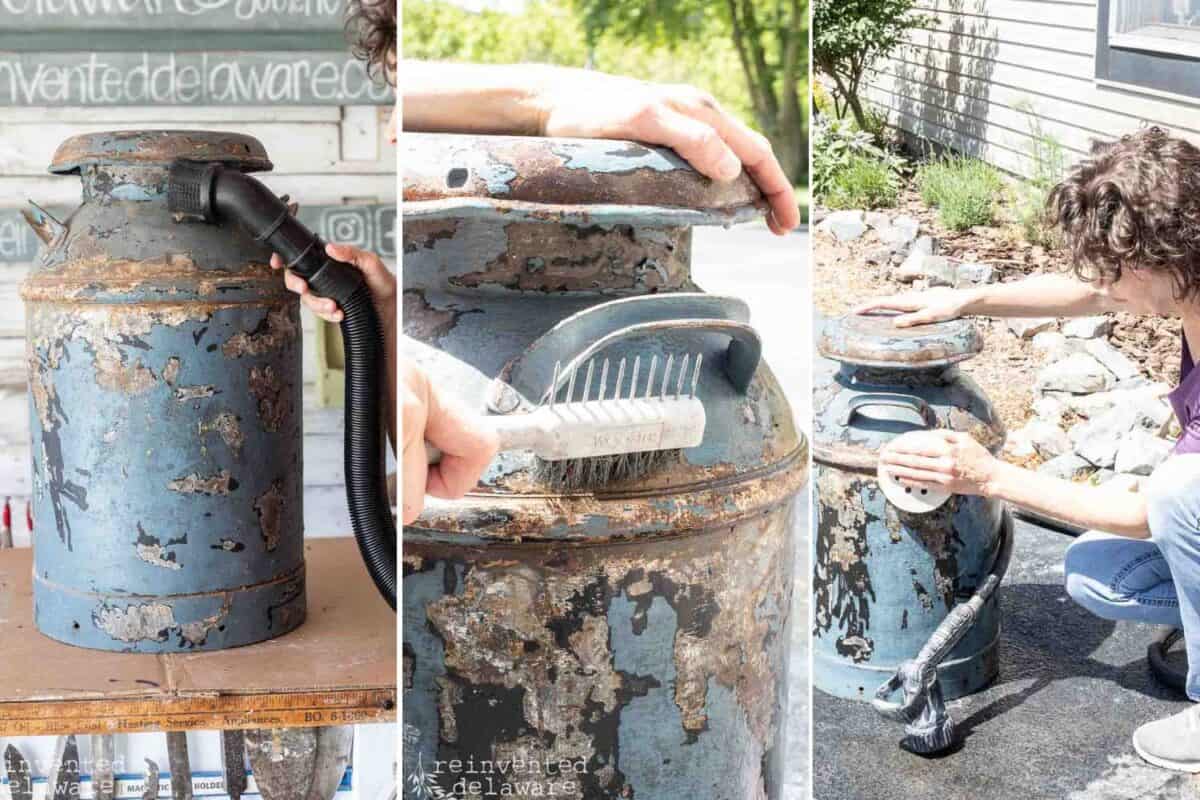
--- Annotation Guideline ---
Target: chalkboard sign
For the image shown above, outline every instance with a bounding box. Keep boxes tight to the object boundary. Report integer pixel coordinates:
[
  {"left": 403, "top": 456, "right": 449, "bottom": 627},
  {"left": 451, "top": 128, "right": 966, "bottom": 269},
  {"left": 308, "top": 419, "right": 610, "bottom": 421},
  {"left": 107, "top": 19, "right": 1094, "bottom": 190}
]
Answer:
[
  {"left": 0, "top": 203, "right": 396, "bottom": 264},
  {"left": 0, "top": 51, "right": 391, "bottom": 105},
  {"left": 0, "top": 0, "right": 346, "bottom": 30},
  {"left": 0, "top": 0, "right": 395, "bottom": 105}
]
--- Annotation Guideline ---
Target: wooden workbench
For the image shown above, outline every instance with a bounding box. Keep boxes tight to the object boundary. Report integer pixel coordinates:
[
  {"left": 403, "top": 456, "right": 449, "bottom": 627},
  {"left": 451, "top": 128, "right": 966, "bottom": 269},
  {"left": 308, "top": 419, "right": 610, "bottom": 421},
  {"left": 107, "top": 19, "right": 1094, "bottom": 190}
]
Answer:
[{"left": 0, "top": 538, "right": 396, "bottom": 736}]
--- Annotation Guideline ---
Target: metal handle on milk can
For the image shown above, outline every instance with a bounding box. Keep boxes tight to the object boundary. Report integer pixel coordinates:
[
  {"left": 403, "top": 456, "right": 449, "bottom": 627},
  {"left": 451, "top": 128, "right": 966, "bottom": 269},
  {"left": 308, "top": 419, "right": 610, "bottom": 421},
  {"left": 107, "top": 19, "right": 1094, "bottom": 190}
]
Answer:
[
  {"left": 840, "top": 393, "right": 938, "bottom": 429},
  {"left": 490, "top": 293, "right": 762, "bottom": 413}
]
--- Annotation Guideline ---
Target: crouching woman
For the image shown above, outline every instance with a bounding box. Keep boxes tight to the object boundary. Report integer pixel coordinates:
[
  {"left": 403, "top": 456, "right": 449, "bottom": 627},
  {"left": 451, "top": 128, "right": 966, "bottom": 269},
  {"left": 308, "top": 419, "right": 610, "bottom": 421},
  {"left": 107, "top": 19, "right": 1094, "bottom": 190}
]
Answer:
[{"left": 861, "top": 127, "right": 1200, "bottom": 772}]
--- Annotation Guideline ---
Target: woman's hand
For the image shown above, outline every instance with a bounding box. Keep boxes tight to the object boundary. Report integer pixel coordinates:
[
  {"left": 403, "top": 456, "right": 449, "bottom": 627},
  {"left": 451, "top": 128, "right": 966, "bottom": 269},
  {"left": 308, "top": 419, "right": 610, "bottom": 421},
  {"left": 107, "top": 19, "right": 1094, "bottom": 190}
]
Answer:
[
  {"left": 879, "top": 431, "right": 999, "bottom": 496},
  {"left": 534, "top": 73, "right": 799, "bottom": 235},
  {"left": 851, "top": 288, "right": 972, "bottom": 327},
  {"left": 402, "top": 361, "right": 499, "bottom": 525},
  {"left": 271, "top": 243, "right": 397, "bottom": 330}
]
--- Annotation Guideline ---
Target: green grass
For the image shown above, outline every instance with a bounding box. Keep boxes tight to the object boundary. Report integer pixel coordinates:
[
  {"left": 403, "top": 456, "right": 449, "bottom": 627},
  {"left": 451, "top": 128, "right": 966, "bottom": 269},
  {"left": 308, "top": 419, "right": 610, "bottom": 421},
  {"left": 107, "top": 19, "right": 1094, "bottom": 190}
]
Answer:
[
  {"left": 822, "top": 155, "right": 899, "bottom": 211},
  {"left": 916, "top": 155, "right": 1005, "bottom": 230}
]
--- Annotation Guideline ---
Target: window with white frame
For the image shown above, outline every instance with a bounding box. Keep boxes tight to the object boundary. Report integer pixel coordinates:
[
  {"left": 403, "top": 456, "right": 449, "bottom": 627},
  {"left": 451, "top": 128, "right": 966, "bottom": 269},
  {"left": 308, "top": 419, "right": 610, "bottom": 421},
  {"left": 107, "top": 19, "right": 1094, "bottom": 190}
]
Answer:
[{"left": 1097, "top": 0, "right": 1200, "bottom": 99}]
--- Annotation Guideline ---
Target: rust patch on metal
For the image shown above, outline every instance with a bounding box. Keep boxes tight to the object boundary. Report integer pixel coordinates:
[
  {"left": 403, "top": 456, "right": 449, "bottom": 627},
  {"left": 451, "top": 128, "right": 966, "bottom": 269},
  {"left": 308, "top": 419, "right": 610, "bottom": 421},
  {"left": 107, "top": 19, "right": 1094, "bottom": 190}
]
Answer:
[
  {"left": 813, "top": 467, "right": 875, "bottom": 664},
  {"left": 175, "top": 384, "right": 218, "bottom": 402},
  {"left": 134, "top": 522, "right": 185, "bottom": 571},
  {"left": 450, "top": 222, "right": 691, "bottom": 293},
  {"left": 167, "top": 469, "right": 236, "bottom": 496},
  {"left": 21, "top": 254, "right": 282, "bottom": 301},
  {"left": 178, "top": 597, "right": 232, "bottom": 647},
  {"left": 402, "top": 135, "right": 762, "bottom": 211},
  {"left": 248, "top": 365, "right": 286, "bottom": 432},
  {"left": 401, "top": 290, "right": 476, "bottom": 342},
  {"left": 162, "top": 357, "right": 181, "bottom": 387},
  {"left": 222, "top": 307, "right": 297, "bottom": 359},
  {"left": 211, "top": 538, "right": 245, "bottom": 553},
  {"left": 402, "top": 218, "right": 460, "bottom": 253},
  {"left": 25, "top": 304, "right": 217, "bottom": 399},
  {"left": 415, "top": 506, "right": 793, "bottom": 787},
  {"left": 255, "top": 481, "right": 283, "bottom": 552},
  {"left": 200, "top": 413, "right": 244, "bottom": 457},
  {"left": 50, "top": 130, "right": 272, "bottom": 174},
  {"left": 94, "top": 348, "right": 157, "bottom": 395}
]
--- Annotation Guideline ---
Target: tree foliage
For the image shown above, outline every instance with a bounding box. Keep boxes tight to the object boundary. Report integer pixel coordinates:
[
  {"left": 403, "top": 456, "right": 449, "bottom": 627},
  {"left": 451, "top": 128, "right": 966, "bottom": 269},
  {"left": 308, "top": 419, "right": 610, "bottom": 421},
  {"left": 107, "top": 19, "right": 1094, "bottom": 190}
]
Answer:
[
  {"left": 813, "top": 0, "right": 932, "bottom": 131},
  {"left": 575, "top": 0, "right": 808, "bottom": 184},
  {"left": 404, "top": 0, "right": 808, "bottom": 186}
]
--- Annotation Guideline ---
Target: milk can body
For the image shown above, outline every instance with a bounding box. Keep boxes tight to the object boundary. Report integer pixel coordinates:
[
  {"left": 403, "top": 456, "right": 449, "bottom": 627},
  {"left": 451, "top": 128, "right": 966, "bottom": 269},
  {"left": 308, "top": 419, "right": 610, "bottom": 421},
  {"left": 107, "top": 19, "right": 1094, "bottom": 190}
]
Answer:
[
  {"left": 402, "top": 134, "right": 807, "bottom": 798},
  {"left": 812, "top": 314, "right": 1007, "bottom": 700},
  {"left": 22, "top": 131, "right": 305, "bottom": 652}
]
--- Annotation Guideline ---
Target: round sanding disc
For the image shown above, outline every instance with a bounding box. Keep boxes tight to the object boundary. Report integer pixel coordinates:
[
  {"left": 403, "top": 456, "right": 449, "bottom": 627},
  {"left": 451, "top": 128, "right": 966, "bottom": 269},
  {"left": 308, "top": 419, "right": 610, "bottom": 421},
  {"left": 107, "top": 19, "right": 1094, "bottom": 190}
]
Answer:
[{"left": 877, "top": 432, "right": 952, "bottom": 513}]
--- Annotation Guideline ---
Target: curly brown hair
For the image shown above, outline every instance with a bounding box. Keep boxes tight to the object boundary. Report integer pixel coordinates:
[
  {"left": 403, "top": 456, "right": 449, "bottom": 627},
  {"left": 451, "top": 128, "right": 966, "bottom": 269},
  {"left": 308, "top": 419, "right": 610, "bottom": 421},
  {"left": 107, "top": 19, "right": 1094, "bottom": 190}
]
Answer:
[
  {"left": 345, "top": 0, "right": 397, "bottom": 86},
  {"left": 1047, "top": 127, "right": 1200, "bottom": 298}
]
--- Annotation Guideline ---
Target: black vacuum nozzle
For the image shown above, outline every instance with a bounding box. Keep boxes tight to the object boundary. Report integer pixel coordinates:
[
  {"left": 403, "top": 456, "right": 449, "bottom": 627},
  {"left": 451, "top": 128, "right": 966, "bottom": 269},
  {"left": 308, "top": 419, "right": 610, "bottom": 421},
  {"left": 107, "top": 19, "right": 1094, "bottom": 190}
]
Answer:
[{"left": 166, "top": 160, "right": 217, "bottom": 221}]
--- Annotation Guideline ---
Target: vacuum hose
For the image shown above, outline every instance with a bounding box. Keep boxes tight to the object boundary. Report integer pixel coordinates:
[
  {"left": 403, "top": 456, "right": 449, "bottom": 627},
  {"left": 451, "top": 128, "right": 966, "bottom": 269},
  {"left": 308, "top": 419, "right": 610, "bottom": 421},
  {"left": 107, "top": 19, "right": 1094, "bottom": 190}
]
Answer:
[
  {"left": 871, "top": 511, "right": 1014, "bottom": 754},
  {"left": 167, "top": 160, "right": 397, "bottom": 610}
]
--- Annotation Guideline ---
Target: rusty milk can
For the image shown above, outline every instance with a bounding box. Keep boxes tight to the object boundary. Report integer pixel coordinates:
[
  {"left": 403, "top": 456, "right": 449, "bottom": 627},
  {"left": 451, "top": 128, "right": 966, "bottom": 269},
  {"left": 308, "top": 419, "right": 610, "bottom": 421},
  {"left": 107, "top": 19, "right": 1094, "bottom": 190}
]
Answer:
[
  {"left": 402, "top": 134, "right": 808, "bottom": 798},
  {"left": 21, "top": 131, "right": 305, "bottom": 652},
  {"left": 812, "top": 313, "right": 1009, "bottom": 701}
]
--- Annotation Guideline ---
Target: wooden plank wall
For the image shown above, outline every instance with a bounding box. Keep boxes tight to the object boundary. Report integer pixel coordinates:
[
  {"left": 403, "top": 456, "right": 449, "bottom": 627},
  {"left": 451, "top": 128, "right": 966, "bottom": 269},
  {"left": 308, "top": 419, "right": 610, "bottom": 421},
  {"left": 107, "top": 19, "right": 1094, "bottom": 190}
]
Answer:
[
  {"left": 0, "top": 103, "right": 397, "bottom": 540},
  {"left": 863, "top": 0, "right": 1200, "bottom": 177}
]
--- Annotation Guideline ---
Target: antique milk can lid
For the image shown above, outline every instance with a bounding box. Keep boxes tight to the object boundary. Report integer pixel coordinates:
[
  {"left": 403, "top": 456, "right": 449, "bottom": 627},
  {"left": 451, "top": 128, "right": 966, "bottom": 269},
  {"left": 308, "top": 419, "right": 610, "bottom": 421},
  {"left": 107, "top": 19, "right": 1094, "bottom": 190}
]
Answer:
[
  {"left": 818, "top": 312, "right": 983, "bottom": 369},
  {"left": 49, "top": 130, "right": 273, "bottom": 174},
  {"left": 401, "top": 133, "right": 763, "bottom": 226}
]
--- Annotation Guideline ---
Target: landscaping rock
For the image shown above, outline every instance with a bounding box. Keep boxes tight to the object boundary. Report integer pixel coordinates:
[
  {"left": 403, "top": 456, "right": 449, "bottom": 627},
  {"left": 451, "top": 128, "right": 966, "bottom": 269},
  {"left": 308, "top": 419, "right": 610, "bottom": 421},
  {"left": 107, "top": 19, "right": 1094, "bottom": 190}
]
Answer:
[
  {"left": 955, "top": 262, "right": 996, "bottom": 286},
  {"left": 1062, "top": 316, "right": 1114, "bottom": 339},
  {"left": 1036, "top": 352, "right": 1113, "bottom": 394},
  {"left": 888, "top": 215, "right": 921, "bottom": 244},
  {"left": 1082, "top": 339, "right": 1141, "bottom": 382},
  {"left": 1064, "top": 391, "right": 1119, "bottom": 419},
  {"left": 911, "top": 235, "right": 939, "bottom": 257},
  {"left": 1031, "top": 332, "right": 1079, "bottom": 362},
  {"left": 1008, "top": 318, "right": 1058, "bottom": 340},
  {"left": 865, "top": 211, "right": 891, "bottom": 230},
  {"left": 925, "top": 257, "right": 958, "bottom": 287},
  {"left": 896, "top": 251, "right": 955, "bottom": 284},
  {"left": 1129, "top": 392, "right": 1174, "bottom": 434},
  {"left": 818, "top": 210, "right": 867, "bottom": 242},
  {"left": 1039, "top": 453, "right": 1093, "bottom": 480},
  {"left": 1070, "top": 404, "right": 1138, "bottom": 467},
  {"left": 865, "top": 246, "right": 893, "bottom": 266},
  {"left": 1114, "top": 430, "right": 1173, "bottom": 475},
  {"left": 1009, "top": 419, "right": 1071, "bottom": 459},
  {"left": 1032, "top": 395, "right": 1066, "bottom": 427}
]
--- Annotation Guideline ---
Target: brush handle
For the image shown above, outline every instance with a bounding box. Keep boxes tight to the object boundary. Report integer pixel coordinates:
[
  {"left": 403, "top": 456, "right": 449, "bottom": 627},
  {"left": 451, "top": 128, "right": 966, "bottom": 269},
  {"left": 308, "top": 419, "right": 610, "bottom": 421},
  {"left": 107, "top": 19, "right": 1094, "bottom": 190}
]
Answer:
[
  {"left": 424, "top": 415, "right": 542, "bottom": 465},
  {"left": 424, "top": 397, "right": 705, "bottom": 464}
]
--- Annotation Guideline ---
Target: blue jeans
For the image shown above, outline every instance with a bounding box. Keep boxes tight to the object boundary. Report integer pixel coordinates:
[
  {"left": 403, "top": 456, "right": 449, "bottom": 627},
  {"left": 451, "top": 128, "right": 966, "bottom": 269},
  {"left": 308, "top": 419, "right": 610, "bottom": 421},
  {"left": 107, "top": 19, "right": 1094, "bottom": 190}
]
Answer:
[{"left": 1064, "top": 455, "right": 1200, "bottom": 701}]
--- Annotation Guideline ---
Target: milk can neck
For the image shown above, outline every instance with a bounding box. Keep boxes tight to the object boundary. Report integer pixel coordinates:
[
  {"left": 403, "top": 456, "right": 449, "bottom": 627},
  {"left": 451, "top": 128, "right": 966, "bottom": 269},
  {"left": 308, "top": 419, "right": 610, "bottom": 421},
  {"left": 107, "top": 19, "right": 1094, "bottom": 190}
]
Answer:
[
  {"left": 841, "top": 363, "right": 955, "bottom": 387},
  {"left": 79, "top": 164, "right": 170, "bottom": 204}
]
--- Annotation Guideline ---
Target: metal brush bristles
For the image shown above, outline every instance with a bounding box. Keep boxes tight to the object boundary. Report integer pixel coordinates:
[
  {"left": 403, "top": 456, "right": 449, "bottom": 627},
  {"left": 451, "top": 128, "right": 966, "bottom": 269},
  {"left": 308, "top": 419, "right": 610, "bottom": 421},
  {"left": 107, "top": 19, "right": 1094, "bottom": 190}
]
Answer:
[{"left": 534, "top": 351, "right": 702, "bottom": 491}]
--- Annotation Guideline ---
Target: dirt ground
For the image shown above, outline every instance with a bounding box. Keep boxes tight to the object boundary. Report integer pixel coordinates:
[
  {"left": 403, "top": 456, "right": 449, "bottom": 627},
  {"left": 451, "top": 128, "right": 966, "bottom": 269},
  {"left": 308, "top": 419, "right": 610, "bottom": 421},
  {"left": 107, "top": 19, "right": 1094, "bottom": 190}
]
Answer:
[{"left": 814, "top": 187, "right": 1183, "bottom": 441}]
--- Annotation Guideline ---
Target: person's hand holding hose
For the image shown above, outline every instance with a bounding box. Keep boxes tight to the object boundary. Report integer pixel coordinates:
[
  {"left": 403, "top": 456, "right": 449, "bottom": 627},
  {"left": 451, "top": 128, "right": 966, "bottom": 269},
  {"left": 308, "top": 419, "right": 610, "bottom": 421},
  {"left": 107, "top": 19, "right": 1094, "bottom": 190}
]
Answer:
[{"left": 271, "top": 242, "right": 399, "bottom": 449}]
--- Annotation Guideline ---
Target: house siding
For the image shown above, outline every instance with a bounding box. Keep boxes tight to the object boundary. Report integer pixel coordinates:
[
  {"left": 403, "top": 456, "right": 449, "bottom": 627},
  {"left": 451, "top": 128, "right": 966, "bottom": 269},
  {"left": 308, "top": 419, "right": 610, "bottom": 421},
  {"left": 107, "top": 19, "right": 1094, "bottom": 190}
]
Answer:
[{"left": 864, "top": 0, "right": 1200, "bottom": 177}]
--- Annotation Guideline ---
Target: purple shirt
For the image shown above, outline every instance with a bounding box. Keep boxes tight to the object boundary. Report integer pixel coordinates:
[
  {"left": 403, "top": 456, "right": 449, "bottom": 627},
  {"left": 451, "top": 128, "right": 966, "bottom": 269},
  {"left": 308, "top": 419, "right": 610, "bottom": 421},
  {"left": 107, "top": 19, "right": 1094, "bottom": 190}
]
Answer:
[{"left": 1170, "top": 338, "right": 1200, "bottom": 454}]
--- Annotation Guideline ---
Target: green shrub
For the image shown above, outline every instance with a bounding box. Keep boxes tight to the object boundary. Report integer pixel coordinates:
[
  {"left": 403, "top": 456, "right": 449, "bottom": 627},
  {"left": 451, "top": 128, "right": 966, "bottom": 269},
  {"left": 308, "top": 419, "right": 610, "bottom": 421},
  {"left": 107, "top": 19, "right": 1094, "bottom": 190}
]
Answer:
[
  {"left": 824, "top": 155, "right": 899, "bottom": 209},
  {"left": 813, "top": 116, "right": 905, "bottom": 208},
  {"left": 916, "top": 155, "right": 1004, "bottom": 230},
  {"left": 1013, "top": 103, "right": 1068, "bottom": 247}
]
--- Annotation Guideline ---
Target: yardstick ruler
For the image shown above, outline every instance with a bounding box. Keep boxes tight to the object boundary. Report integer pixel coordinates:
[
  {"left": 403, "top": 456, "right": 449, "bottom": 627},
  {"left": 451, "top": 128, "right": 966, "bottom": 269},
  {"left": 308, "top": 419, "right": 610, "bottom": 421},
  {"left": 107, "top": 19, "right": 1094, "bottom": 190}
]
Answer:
[{"left": 0, "top": 688, "right": 396, "bottom": 736}]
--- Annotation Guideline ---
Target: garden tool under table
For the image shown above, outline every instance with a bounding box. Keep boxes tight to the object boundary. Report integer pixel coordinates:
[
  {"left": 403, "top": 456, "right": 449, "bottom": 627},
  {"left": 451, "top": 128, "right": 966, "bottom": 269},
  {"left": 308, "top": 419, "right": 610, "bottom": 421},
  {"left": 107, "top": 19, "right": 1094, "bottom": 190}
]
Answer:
[{"left": 246, "top": 726, "right": 354, "bottom": 800}]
